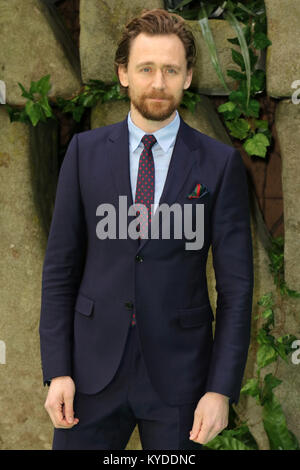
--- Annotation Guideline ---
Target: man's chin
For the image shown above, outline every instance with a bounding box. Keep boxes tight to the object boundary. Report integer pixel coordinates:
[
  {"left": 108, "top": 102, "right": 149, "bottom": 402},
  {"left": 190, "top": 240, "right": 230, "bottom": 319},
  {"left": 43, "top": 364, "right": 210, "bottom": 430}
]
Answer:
[
  {"left": 140, "top": 106, "right": 176, "bottom": 122},
  {"left": 142, "top": 113, "right": 174, "bottom": 121}
]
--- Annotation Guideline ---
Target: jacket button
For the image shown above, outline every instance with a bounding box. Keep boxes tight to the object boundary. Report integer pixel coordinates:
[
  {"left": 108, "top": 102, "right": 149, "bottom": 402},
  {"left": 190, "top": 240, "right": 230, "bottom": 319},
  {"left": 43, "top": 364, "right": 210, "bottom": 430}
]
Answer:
[
  {"left": 125, "top": 301, "right": 134, "bottom": 309},
  {"left": 135, "top": 255, "right": 143, "bottom": 262}
]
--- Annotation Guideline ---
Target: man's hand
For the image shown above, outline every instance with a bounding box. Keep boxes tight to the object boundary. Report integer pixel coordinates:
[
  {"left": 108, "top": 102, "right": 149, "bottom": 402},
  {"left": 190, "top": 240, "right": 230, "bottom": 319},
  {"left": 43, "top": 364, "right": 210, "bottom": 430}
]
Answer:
[
  {"left": 44, "top": 376, "right": 79, "bottom": 429},
  {"left": 189, "top": 392, "right": 229, "bottom": 445}
]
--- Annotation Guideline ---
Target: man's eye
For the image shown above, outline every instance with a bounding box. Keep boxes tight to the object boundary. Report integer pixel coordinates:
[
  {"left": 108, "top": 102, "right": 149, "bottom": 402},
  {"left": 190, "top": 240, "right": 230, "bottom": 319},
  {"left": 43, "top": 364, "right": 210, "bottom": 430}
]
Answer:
[
  {"left": 142, "top": 67, "right": 151, "bottom": 72},
  {"left": 167, "top": 69, "right": 176, "bottom": 74}
]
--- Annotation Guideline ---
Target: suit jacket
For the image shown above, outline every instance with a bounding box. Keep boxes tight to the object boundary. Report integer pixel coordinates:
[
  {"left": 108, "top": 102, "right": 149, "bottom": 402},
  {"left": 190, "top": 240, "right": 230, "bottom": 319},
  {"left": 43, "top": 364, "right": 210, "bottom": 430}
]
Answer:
[{"left": 39, "top": 114, "right": 254, "bottom": 406}]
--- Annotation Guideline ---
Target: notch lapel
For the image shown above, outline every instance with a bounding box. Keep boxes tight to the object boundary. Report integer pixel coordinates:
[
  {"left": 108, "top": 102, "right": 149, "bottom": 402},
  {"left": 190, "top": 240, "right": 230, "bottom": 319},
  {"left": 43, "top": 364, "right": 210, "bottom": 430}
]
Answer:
[
  {"left": 106, "top": 115, "right": 199, "bottom": 253},
  {"left": 106, "top": 118, "right": 139, "bottom": 251}
]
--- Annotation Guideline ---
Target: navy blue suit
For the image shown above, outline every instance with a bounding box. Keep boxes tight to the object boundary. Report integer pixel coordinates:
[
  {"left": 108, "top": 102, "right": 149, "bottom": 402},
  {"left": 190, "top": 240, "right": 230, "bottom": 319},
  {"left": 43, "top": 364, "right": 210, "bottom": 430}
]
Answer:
[{"left": 39, "top": 115, "right": 253, "bottom": 449}]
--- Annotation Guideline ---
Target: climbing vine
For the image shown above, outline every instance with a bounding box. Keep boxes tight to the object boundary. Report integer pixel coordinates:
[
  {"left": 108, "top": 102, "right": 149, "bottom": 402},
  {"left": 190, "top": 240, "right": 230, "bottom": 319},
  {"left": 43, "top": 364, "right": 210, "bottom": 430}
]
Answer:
[
  {"left": 4, "top": 74, "right": 201, "bottom": 127},
  {"left": 203, "top": 236, "right": 300, "bottom": 450},
  {"left": 165, "top": 0, "right": 272, "bottom": 157}
]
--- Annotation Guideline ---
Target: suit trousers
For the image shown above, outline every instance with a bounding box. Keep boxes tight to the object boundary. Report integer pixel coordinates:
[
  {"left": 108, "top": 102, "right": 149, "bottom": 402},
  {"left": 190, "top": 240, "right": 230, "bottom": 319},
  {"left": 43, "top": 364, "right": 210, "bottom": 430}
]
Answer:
[{"left": 52, "top": 323, "right": 203, "bottom": 450}]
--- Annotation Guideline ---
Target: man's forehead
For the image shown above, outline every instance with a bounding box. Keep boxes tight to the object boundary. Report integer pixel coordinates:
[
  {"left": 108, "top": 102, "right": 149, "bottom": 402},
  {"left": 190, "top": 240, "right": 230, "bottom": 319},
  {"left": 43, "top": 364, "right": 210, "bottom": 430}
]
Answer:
[
  {"left": 130, "top": 32, "right": 184, "bottom": 50},
  {"left": 128, "top": 33, "right": 186, "bottom": 65}
]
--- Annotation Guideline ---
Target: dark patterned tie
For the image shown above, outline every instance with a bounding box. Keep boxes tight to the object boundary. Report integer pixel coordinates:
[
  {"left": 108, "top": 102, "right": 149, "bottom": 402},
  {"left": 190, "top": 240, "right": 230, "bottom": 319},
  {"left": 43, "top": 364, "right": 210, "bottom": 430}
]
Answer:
[
  {"left": 134, "top": 134, "right": 156, "bottom": 241},
  {"left": 131, "top": 134, "right": 156, "bottom": 327}
]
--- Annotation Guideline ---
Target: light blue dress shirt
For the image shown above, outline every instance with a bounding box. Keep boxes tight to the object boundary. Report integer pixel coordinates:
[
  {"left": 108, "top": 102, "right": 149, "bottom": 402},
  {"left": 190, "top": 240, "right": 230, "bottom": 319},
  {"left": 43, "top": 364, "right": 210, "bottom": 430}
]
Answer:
[{"left": 127, "top": 110, "right": 180, "bottom": 214}]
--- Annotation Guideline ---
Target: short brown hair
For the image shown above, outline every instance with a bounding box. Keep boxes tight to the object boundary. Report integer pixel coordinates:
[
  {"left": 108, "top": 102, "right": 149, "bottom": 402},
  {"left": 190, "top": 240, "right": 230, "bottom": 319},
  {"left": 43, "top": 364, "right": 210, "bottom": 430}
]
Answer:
[{"left": 114, "top": 8, "right": 196, "bottom": 94}]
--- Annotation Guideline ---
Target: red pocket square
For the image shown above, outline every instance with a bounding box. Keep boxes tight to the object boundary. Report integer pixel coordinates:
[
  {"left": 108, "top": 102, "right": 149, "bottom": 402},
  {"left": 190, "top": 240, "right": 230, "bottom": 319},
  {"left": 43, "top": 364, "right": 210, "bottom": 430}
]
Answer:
[{"left": 187, "top": 183, "right": 209, "bottom": 199}]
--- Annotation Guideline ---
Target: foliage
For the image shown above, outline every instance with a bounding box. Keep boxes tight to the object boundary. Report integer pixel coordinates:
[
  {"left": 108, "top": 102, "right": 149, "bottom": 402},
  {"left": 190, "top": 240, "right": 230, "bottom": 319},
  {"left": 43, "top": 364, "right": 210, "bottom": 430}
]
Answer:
[
  {"left": 54, "top": 78, "right": 129, "bottom": 122},
  {"left": 203, "top": 424, "right": 258, "bottom": 450},
  {"left": 5, "top": 75, "right": 126, "bottom": 125},
  {"left": 203, "top": 236, "right": 300, "bottom": 450},
  {"left": 5, "top": 74, "right": 56, "bottom": 126},
  {"left": 165, "top": 0, "right": 272, "bottom": 158},
  {"left": 5, "top": 74, "right": 202, "bottom": 126},
  {"left": 267, "top": 236, "right": 300, "bottom": 298}
]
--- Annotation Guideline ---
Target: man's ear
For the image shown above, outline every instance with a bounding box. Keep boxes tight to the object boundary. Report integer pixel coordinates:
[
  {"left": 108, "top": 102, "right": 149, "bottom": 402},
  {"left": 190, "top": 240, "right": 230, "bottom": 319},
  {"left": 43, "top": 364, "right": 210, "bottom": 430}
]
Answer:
[
  {"left": 183, "top": 68, "right": 193, "bottom": 90},
  {"left": 118, "top": 64, "right": 129, "bottom": 88}
]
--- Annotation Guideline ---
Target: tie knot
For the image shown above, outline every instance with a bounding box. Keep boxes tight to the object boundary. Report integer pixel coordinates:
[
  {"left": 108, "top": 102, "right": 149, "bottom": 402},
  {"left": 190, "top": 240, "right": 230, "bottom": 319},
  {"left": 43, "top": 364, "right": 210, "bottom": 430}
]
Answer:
[{"left": 141, "top": 134, "right": 157, "bottom": 150}]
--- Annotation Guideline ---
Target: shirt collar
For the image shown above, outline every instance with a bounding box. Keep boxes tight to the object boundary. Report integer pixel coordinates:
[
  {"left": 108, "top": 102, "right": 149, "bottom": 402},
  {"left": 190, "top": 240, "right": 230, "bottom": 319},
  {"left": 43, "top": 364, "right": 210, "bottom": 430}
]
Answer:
[{"left": 127, "top": 109, "right": 180, "bottom": 153}]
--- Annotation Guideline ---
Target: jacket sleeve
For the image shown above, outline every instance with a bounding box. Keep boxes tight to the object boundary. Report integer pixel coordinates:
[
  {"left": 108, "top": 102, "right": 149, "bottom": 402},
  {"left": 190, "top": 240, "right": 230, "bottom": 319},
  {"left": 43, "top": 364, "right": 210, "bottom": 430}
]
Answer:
[
  {"left": 39, "top": 133, "right": 87, "bottom": 386},
  {"left": 204, "top": 149, "right": 254, "bottom": 406}
]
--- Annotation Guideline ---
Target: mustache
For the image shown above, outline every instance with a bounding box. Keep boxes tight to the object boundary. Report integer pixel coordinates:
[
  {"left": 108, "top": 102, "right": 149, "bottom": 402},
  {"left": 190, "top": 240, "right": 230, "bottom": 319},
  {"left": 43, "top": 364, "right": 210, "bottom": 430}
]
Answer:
[{"left": 145, "top": 94, "right": 171, "bottom": 100}]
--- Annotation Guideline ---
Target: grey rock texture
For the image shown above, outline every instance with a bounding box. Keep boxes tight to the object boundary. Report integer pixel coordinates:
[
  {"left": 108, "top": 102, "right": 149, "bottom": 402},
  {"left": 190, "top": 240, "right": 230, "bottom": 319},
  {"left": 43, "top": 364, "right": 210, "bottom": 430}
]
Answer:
[
  {"left": 0, "top": 107, "right": 52, "bottom": 449},
  {"left": 275, "top": 99, "right": 300, "bottom": 291},
  {"left": 265, "top": 0, "right": 300, "bottom": 98},
  {"left": 79, "top": 0, "right": 164, "bottom": 84},
  {"left": 0, "top": 0, "right": 81, "bottom": 105}
]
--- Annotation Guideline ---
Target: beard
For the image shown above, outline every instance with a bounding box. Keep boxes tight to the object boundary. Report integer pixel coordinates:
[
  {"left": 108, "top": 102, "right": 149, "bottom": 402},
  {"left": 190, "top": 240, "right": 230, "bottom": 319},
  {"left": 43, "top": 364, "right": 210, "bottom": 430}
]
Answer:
[{"left": 128, "top": 88, "right": 183, "bottom": 121}]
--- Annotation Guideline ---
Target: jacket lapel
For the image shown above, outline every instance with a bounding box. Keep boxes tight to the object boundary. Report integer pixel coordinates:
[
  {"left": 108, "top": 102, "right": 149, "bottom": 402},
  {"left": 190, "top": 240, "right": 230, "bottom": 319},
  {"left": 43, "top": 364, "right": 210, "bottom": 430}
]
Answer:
[{"left": 106, "top": 114, "right": 200, "bottom": 253}]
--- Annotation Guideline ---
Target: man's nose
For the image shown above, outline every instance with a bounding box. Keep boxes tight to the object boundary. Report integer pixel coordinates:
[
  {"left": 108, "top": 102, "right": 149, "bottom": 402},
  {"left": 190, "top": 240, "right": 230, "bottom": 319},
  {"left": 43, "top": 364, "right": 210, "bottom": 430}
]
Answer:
[{"left": 152, "top": 70, "right": 165, "bottom": 89}]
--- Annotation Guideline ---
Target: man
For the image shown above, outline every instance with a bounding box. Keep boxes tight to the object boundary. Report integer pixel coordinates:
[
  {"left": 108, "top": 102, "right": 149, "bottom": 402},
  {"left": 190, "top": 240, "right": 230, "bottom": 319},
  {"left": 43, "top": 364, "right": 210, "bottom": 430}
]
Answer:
[{"left": 39, "top": 8, "right": 254, "bottom": 450}]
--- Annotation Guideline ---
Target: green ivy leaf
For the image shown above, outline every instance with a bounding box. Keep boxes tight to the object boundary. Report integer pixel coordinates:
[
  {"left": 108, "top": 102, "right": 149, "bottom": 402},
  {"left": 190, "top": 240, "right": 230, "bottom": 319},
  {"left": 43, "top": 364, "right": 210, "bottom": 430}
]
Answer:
[
  {"left": 276, "top": 334, "right": 299, "bottom": 359},
  {"left": 17, "top": 82, "right": 33, "bottom": 100},
  {"left": 63, "top": 100, "right": 77, "bottom": 114},
  {"left": 262, "top": 308, "right": 274, "bottom": 323},
  {"left": 203, "top": 432, "right": 255, "bottom": 450},
  {"left": 257, "top": 328, "right": 274, "bottom": 345},
  {"left": 180, "top": 91, "right": 201, "bottom": 113},
  {"left": 39, "top": 95, "right": 53, "bottom": 118},
  {"left": 261, "top": 373, "right": 282, "bottom": 405},
  {"left": 38, "top": 74, "right": 52, "bottom": 95},
  {"left": 243, "top": 133, "right": 269, "bottom": 157},
  {"left": 102, "top": 89, "right": 116, "bottom": 102},
  {"left": 258, "top": 292, "right": 274, "bottom": 307},
  {"left": 203, "top": 424, "right": 258, "bottom": 450},
  {"left": 82, "top": 94, "right": 96, "bottom": 107},
  {"left": 231, "top": 49, "right": 245, "bottom": 70},
  {"left": 25, "top": 101, "right": 43, "bottom": 127},
  {"left": 218, "top": 101, "right": 236, "bottom": 113},
  {"left": 245, "top": 98, "right": 260, "bottom": 117},
  {"left": 273, "top": 341, "right": 289, "bottom": 362},
  {"left": 226, "top": 118, "right": 250, "bottom": 139},
  {"left": 263, "top": 393, "right": 300, "bottom": 449},
  {"left": 218, "top": 100, "right": 242, "bottom": 120},
  {"left": 226, "top": 69, "right": 246, "bottom": 81},
  {"left": 264, "top": 373, "right": 282, "bottom": 390},
  {"left": 240, "top": 378, "right": 260, "bottom": 398},
  {"left": 285, "top": 287, "right": 300, "bottom": 298},
  {"left": 257, "top": 343, "right": 278, "bottom": 369},
  {"left": 251, "top": 69, "right": 265, "bottom": 94},
  {"left": 229, "top": 90, "right": 247, "bottom": 105},
  {"left": 253, "top": 31, "right": 272, "bottom": 49},
  {"left": 254, "top": 119, "right": 269, "bottom": 131},
  {"left": 30, "top": 74, "right": 51, "bottom": 95},
  {"left": 73, "top": 106, "right": 85, "bottom": 123}
]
